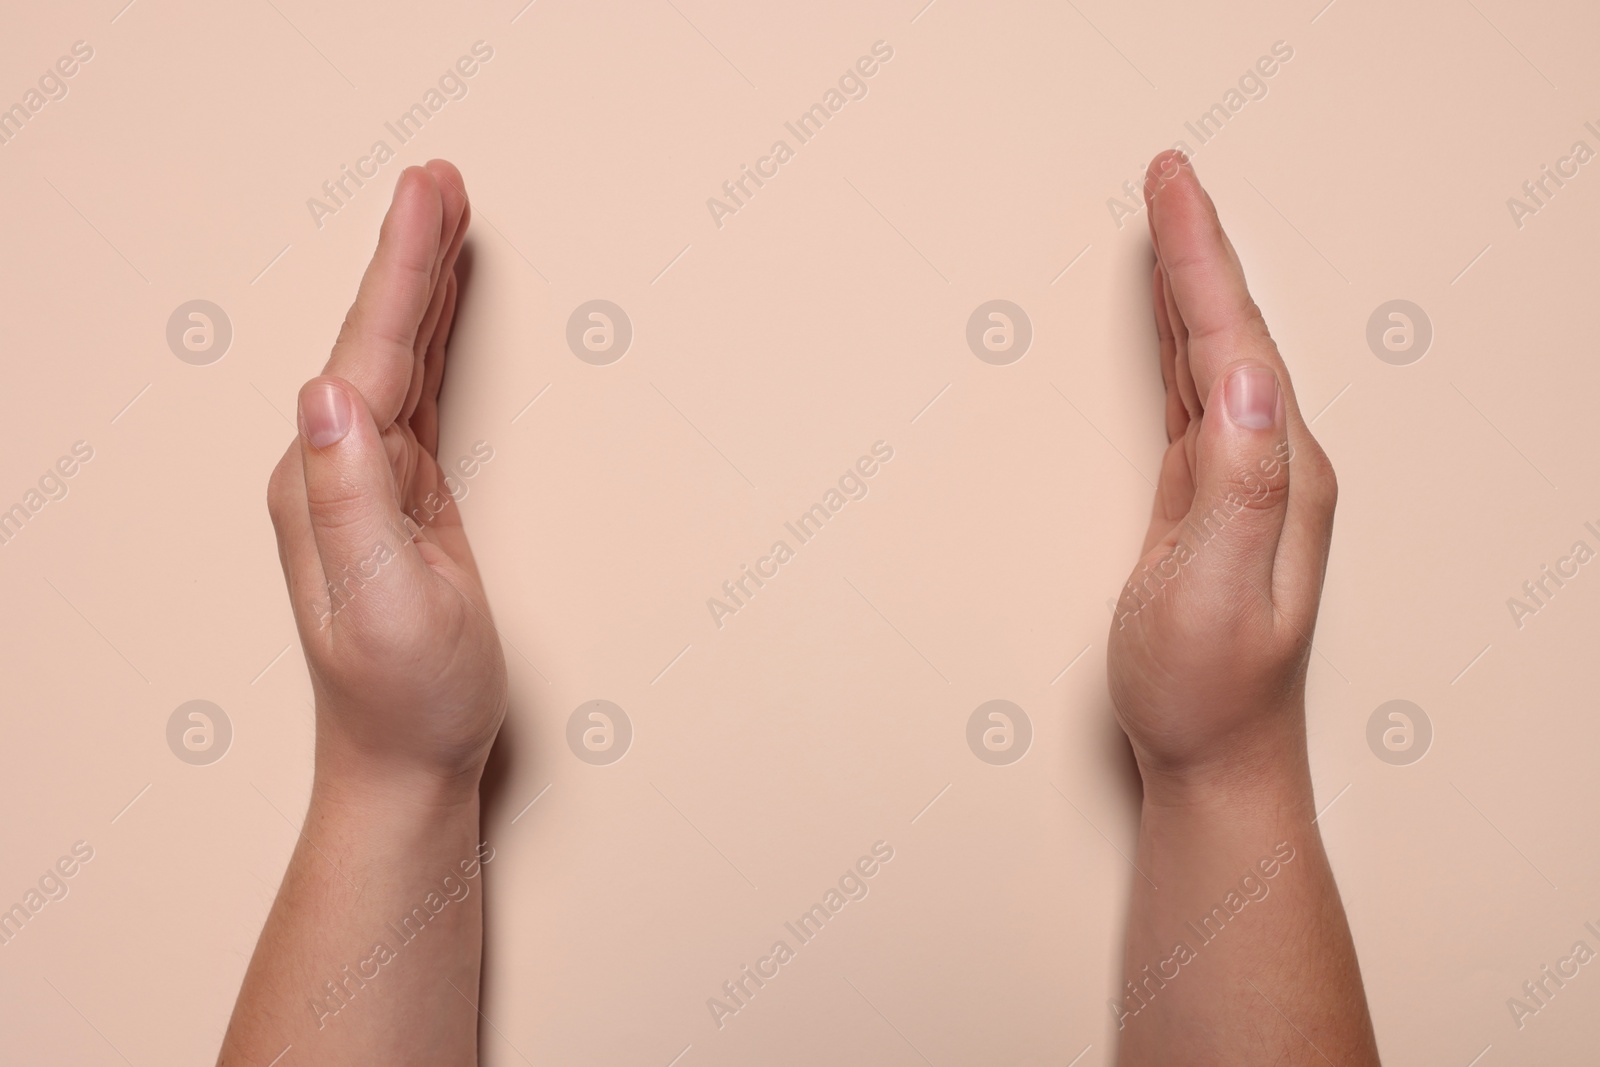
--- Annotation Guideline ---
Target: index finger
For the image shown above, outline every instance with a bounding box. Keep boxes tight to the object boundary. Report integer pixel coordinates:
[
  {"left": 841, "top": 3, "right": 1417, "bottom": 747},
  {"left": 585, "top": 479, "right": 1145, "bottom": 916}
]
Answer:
[
  {"left": 1145, "top": 152, "right": 1299, "bottom": 421},
  {"left": 323, "top": 166, "right": 446, "bottom": 426}
]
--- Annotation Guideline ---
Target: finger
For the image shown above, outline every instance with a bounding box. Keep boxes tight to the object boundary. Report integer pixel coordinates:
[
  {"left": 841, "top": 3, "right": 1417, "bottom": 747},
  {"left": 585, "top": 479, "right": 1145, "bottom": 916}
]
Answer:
[
  {"left": 411, "top": 271, "right": 458, "bottom": 458},
  {"left": 1162, "top": 260, "right": 1200, "bottom": 421},
  {"left": 1179, "top": 363, "right": 1291, "bottom": 602},
  {"left": 1142, "top": 149, "right": 1181, "bottom": 258},
  {"left": 1146, "top": 150, "right": 1337, "bottom": 609},
  {"left": 1152, "top": 262, "right": 1188, "bottom": 443},
  {"left": 1146, "top": 153, "right": 1200, "bottom": 421},
  {"left": 1147, "top": 153, "right": 1282, "bottom": 411},
  {"left": 1143, "top": 257, "right": 1195, "bottom": 557},
  {"left": 403, "top": 161, "right": 470, "bottom": 421},
  {"left": 424, "top": 159, "right": 470, "bottom": 299},
  {"left": 324, "top": 167, "right": 445, "bottom": 428},
  {"left": 1141, "top": 432, "right": 1197, "bottom": 558},
  {"left": 296, "top": 376, "right": 429, "bottom": 625},
  {"left": 265, "top": 440, "right": 327, "bottom": 626}
]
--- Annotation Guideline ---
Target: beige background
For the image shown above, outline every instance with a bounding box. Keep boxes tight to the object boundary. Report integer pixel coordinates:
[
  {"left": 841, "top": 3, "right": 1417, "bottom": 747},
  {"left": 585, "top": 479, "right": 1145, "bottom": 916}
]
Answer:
[{"left": 2, "top": 0, "right": 1598, "bottom": 1063}]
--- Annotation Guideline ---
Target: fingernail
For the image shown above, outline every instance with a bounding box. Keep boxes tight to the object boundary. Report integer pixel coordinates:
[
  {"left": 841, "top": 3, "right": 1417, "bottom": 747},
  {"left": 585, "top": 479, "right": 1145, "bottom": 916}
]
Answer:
[
  {"left": 1225, "top": 366, "right": 1278, "bottom": 430},
  {"left": 300, "top": 381, "right": 351, "bottom": 448}
]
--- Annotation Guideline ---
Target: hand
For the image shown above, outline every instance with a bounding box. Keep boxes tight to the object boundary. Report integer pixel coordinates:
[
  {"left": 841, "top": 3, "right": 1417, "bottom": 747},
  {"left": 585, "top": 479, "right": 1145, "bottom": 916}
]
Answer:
[
  {"left": 1106, "top": 151, "right": 1339, "bottom": 800},
  {"left": 266, "top": 161, "right": 507, "bottom": 798}
]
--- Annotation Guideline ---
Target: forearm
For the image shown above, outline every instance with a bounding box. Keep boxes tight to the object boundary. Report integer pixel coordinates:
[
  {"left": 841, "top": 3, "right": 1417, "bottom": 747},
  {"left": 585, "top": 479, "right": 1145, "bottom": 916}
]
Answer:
[
  {"left": 218, "top": 763, "right": 489, "bottom": 1067},
  {"left": 1114, "top": 732, "right": 1379, "bottom": 1065}
]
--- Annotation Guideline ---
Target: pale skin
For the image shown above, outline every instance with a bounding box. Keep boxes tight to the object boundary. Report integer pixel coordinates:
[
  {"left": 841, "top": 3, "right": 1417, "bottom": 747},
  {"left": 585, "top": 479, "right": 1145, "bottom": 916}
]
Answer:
[{"left": 217, "top": 154, "right": 1377, "bottom": 1065}]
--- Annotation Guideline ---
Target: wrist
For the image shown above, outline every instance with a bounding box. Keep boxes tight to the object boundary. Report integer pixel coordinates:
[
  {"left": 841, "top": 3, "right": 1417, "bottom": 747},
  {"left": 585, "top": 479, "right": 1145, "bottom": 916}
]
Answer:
[
  {"left": 1133, "top": 711, "right": 1314, "bottom": 819},
  {"left": 312, "top": 731, "right": 486, "bottom": 820},
  {"left": 289, "top": 734, "right": 485, "bottom": 910}
]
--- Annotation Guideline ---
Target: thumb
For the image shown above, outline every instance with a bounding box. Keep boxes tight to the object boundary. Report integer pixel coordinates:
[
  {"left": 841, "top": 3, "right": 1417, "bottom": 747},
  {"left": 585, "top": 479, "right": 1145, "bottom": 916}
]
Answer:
[
  {"left": 1180, "top": 363, "right": 1291, "bottom": 604},
  {"left": 297, "top": 376, "right": 426, "bottom": 626}
]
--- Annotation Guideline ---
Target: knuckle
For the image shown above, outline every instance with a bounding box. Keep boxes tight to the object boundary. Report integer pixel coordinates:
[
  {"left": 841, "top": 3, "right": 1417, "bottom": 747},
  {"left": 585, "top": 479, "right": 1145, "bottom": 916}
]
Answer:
[
  {"left": 334, "top": 293, "right": 423, "bottom": 361},
  {"left": 1223, "top": 465, "right": 1289, "bottom": 513},
  {"left": 1231, "top": 300, "right": 1276, "bottom": 349},
  {"left": 265, "top": 449, "right": 295, "bottom": 526},
  {"left": 1316, "top": 459, "right": 1339, "bottom": 515},
  {"left": 335, "top": 305, "right": 360, "bottom": 348},
  {"left": 1183, "top": 483, "right": 1281, "bottom": 551},
  {"left": 304, "top": 478, "right": 374, "bottom": 533},
  {"left": 1296, "top": 441, "right": 1338, "bottom": 518}
]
